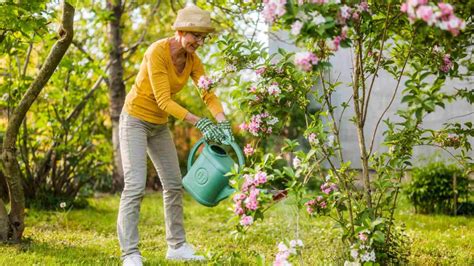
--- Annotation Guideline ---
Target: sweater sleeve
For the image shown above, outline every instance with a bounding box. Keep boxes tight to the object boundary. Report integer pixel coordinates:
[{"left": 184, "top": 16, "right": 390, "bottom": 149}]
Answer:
[
  {"left": 191, "top": 55, "right": 225, "bottom": 117},
  {"left": 147, "top": 46, "right": 189, "bottom": 121}
]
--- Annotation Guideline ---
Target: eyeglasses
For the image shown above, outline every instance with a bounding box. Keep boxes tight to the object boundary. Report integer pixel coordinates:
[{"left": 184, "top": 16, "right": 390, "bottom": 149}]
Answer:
[{"left": 188, "top": 32, "right": 208, "bottom": 43}]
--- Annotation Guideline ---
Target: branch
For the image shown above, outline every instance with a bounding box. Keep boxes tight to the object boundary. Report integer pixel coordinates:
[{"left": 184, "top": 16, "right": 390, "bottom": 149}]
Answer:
[
  {"left": 368, "top": 34, "right": 415, "bottom": 156},
  {"left": 2, "top": 2, "right": 75, "bottom": 153},
  {"left": 362, "top": 3, "right": 391, "bottom": 124},
  {"left": 122, "top": 0, "right": 161, "bottom": 60}
]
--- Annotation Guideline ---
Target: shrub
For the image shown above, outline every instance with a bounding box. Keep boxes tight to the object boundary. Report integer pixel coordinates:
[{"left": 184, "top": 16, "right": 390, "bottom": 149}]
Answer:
[{"left": 405, "top": 162, "right": 471, "bottom": 214}]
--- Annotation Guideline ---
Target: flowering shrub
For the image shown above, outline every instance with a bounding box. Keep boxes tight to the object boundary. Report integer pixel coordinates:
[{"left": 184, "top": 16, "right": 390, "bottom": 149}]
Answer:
[{"left": 213, "top": 0, "right": 472, "bottom": 264}]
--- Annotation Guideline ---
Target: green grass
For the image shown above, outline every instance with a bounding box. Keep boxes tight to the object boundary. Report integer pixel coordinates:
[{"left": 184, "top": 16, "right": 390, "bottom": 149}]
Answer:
[{"left": 0, "top": 193, "right": 472, "bottom": 265}]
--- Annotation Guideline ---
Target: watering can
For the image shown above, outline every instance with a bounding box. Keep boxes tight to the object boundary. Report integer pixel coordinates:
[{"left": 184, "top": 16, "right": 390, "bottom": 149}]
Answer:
[{"left": 183, "top": 138, "right": 245, "bottom": 207}]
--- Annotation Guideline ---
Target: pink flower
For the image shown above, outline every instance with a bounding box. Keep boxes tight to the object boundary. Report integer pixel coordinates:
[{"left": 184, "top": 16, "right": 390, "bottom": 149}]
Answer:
[
  {"left": 239, "top": 122, "right": 248, "bottom": 131},
  {"left": 255, "top": 67, "right": 266, "bottom": 75},
  {"left": 359, "top": 232, "right": 368, "bottom": 242},
  {"left": 262, "top": 0, "right": 287, "bottom": 23},
  {"left": 240, "top": 215, "right": 253, "bottom": 226},
  {"left": 339, "top": 5, "right": 352, "bottom": 20},
  {"left": 197, "top": 76, "right": 213, "bottom": 90},
  {"left": 244, "top": 144, "right": 255, "bottom": 156},
  {"left": 320, "top": 201, "right": 327, "bottom": 208},
  {"left": 306, "top": 206, "right": 314, "bottom": 214},
  {"left": 440, "top": 54, "right": 453, "bottom": 73},
  {"left": 400, "top": 3, "right": 408, "bottom": 12},
  {"left": 249, "top": 86, "right": 257, "bottom": 93},
  {"left": 268, "top": 84, "right": 281, "bottom": 96},
  {"left": 291, "top": 20, "right": 303, "bottom": 35},
  {"left": 316, "top": 195, "right": 323, "bottom": 202},
  {"left": 437, "top": 3, "right": 453, "bottom": 17},
  {"left": 255, "top": 171, "right": 268, "bottom": 184},
  {"left": 305, "top": 199, "right": 316, "bottom": 206},
  {"left": 308, "top": 133, "right": 317, "bottom": 144},
  {"left": 245, "top": 199, "right": 258, "bottom": 211},
  {"left": 295, "top": 51, "right": 319, "bottom": 72},
  {"left": 416, "top": 5, "right": 435, "bottom": 25},
  {"left": 241, "top": 174, "right": 255, "bottom": 192},
  {"left": 234, "top": 206, "right": 245, "bottom": 215}
]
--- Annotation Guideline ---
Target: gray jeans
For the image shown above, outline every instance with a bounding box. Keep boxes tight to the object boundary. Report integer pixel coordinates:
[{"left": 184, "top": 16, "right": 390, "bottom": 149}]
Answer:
[{"left": 117, "top": 111, "right": 186, "bottom": 258}]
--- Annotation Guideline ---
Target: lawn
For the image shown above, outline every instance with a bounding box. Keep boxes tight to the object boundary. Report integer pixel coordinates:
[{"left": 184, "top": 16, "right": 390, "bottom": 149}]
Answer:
[{"left": 0, "top": 192, "right": 472, "bottom": 265}]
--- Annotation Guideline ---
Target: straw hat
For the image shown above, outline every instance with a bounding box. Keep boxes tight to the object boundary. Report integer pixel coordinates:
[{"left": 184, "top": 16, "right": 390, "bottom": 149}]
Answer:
[{"left": 172, "top": 4, "right": 215, "bottom": 33}]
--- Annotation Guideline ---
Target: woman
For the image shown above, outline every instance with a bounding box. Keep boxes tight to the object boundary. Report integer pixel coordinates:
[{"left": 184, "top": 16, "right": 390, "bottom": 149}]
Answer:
[{"left": 117, "top": 4, "right": 234, "bottom": 265}]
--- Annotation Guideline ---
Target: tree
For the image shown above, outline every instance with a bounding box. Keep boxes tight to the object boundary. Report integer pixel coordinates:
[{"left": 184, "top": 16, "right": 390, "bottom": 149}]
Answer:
[{"left": 0, "top": 1, "right": 74, "bottom": 242}]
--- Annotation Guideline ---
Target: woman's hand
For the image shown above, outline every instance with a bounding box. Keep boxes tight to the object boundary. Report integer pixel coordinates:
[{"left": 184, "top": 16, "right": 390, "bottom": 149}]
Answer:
[
  {"left": 217, "top": 120, "right": 234, "bottom": 144},
  {"left": 195, "top": 118, "right": 226, "bottom": 144}
]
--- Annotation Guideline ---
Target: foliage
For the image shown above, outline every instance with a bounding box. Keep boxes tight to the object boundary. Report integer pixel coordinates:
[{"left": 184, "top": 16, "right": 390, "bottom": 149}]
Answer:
[
  {"left": 207, "top": 0, "right": 474, "bottom": 264},
  {"left": 405, "top": 161, "right": 471, "bottom": 214}
]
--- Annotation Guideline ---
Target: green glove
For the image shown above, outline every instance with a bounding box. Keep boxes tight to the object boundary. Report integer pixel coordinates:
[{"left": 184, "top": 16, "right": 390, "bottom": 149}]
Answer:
[
  {"left": 218, "top": 120, "right": 235, "bottom": 144},
  {"left": 195, "top": 118, "right": 226, "bottom": 144}
]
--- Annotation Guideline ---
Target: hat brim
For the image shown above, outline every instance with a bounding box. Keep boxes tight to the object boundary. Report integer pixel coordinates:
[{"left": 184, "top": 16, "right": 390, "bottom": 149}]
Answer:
[{"left": 173, "top": 26, "right": 215, "bottom": 33}]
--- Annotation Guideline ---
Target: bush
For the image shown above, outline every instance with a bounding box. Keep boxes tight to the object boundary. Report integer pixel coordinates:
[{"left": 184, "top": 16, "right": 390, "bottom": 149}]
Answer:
[{"left": 405, "top": 162, "right": 471, "bottom": 215}]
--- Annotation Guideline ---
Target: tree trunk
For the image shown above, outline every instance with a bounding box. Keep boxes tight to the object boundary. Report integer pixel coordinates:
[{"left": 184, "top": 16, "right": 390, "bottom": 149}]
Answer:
[
  {"left": 352, "top": 42, "right": 373, "bottom": 212},
  {"left": 107, "top": 0, "right": 126, "bottom": 193},
  {"left": 0, "top": 1, "right": 74, "bottom": 242}
]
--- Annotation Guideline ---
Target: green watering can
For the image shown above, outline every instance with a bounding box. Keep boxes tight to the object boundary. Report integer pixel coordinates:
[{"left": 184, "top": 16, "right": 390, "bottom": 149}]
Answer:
[{"left": 183, "top": 138, "right": 245, "bottom": 207}]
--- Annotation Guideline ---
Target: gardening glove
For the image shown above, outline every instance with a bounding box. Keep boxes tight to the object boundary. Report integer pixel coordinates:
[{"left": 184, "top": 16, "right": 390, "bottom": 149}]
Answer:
[
  {"left": 195, "top": 118, "right": 226, "bottom": 144},
  {"left": 217, "top": 120, "right": 235, "bottom": 145}
]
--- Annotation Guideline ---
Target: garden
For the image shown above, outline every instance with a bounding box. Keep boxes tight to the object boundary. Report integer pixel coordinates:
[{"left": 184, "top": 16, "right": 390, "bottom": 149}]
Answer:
[{"left": 0, "top": 0, "right": 473, "bottom": 265}]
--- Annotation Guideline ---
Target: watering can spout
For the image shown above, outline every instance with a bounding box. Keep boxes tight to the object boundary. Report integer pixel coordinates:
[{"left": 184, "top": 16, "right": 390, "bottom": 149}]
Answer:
[{"left": 216, "top": 186, "right": 236, "bottom": 203}]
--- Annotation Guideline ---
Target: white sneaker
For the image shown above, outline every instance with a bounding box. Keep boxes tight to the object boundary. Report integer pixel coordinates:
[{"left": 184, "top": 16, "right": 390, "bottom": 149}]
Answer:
[
  {"left": 166, "top": 243, "right": 206, "bottom": 261},
  {"left": 123, "top": 254, "right": 143, "bottom": 266}
]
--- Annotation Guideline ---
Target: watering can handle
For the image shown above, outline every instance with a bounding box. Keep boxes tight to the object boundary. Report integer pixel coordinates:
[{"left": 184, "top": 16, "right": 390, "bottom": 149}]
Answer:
[{"left": 187, "top": 138, "right": 245, "bottom": 172}]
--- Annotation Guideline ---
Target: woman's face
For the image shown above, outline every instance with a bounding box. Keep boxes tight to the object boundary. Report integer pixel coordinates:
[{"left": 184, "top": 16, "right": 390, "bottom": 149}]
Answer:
[{"left": 178, "top": 31, "right": 207, "bottom": 53}]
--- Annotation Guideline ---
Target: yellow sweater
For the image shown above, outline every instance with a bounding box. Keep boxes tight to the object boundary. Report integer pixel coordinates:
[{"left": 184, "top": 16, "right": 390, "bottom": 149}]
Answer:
[{"left": 124, "top": 38, "right": 224, "bottom": 124}]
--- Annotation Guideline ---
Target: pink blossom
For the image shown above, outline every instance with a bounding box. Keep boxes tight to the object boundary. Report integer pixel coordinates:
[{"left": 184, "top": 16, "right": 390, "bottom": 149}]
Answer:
[
  {"left": 319, "top": 201, "right": 327, "bottom": 208},
  {"left": 416, "top": 5, "right": 435, "bottom": 25},
  {"left": 240, "top": 215, "right": 253, "bottom": 226},
  {"left": 244, "top": 144, "right": 255, "bottom": 156},
  {"left": 291, "top": 20, "right": 303, "bottom": 35},
  {"left": 437, "top": 3, "right": 453, "bottom": 17},
  {"left": 249, "top": 86, "right": 257, "bottom": 93},
  {"left": 245, "top": 199, "right": 258, "bottom": 211},
  {"left": 256, "top": 67, "right": 266, "bottom": 75},
  {"left": 197, "top": 76, "right": 213, "bottom": 90},
  {"left": 359, "top": 232, "right": 368, "bottom": 242},
  {"left": 305, "top": 199, "right": 316, "bottom": 206},
  {"left": 239, "top": 122, "right": 248, "bottom": 131},
  {"left": 306, "top": 206, "right": 314, "bottom": 214},
  {"left": 233, "top": 193, "right": 245, "bottom": 202},
  {"left": 400, "top": 3, "right": 408, "bottom": 12},
  {"left": 268, "top": 84, "right": 281, "bottom": 96},
  {"left": 339, "top": 5, "right": 352, "bottom": 20},
  {"left": 311, "top": 0, "right": 327, "bottom": 4},
  {"left": 295, "top": 51, "right": 319, "bottom": 72},
  {"left": 262, "top": 0, "right": 287, "bottom": 23},
  {"left": 234, "top": 206, "right": 245, "bottom": 215},
  {"left": 316, "top": 195, "right": 323, "bottom": 202},
  {"left": 249, "top": 187, "right": 261, "bottom": 197},
  {"left": 440, "top": 54, "right": 453, "bottom": 73},
  {"left": 241, "top": 174, "right": 255, "bottom": 192},
  {"left": 358, "top": 2, "right": 369, "bottom": 12},
  {"left": 341, "top": 26, "right": 349, "bottom": 39},
  {"left": 308, "top": 133, "right": 317, "bottom": 144},
  {"left": 255, "top": 171, "right": 268, "bottom": 184}
]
